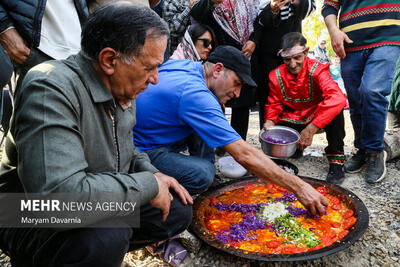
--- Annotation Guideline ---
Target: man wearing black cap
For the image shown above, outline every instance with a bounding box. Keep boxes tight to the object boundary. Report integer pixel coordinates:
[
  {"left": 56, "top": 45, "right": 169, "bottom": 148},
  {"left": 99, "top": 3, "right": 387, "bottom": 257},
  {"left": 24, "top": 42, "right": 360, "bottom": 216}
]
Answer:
[{"left": 134, "top": 45, "right": 328, "bottom": 215}]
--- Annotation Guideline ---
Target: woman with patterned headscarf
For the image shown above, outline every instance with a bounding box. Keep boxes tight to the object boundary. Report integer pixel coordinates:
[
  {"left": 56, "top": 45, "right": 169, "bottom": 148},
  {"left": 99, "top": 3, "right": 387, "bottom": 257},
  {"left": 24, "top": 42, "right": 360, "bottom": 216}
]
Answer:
[{"left": 313, "top": 37, "right": 331, "bottom": 64}]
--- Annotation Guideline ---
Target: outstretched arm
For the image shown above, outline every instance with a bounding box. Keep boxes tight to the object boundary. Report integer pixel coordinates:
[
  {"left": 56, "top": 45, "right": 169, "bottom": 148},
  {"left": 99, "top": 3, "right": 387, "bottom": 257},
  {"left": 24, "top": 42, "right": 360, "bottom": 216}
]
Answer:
[{"left": 223, "top": 140, "right": 328, "bottom": 215}]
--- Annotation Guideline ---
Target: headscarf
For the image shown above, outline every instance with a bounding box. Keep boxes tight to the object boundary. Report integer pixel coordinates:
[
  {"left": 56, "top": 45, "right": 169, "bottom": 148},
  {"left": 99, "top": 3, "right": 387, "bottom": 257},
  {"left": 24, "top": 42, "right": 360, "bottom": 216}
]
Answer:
[
  {"left": 213, "top": 0, "right": 260, "bottom": 45},
  {"left": 313, "top": 38, "right": 330, "bottom": 64},
  {"left": 169, "top": 29, "right": 201, "bottom": 61},
  {"left": 258, "top": 0, "right": 270, "bottom": 13}
]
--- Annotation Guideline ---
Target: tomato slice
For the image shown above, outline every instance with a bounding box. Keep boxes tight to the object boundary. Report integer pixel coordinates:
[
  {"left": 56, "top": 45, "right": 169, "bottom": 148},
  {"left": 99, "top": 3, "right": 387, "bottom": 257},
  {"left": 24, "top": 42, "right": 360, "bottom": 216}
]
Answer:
[
  {"left": 343, "top": 216, "right": 357, "bottom": 230},
  {"left": 343, "top": 209, "right": 354, "bottom": 219},
  {"left": 330, "top": 222, "right": 341, "bottom": 228},
  {"left": 210, "top": 197, "right": 217, "bottom": 205},
  {"left": 244, "top": 184, "right": 255, "bottom": 191},
  {"left": 265, "top": 241, "right": 281, "bottom": 249},
  {"left": 320, "top": 236, "right": 335, "bottom": 247},
  {"left": 332, "top": 204, "right": 342, "bottom": 211},
  {"left": 316, "top": 186, "right": 327, "bottom": 196},
  {"left": 328, "top": 230, "right": 337, "bottom": 239},
  {"left": 309, "top": 244, "right": 323, "bottom": 251},
  {"left": 276, "top": 186, "right": 287, "bottom": 193},
  {"left": 268, "top": 188, "right": 277, "bottom": 194},
  {"left": 338, "top": 230, "right": 349, "bottom": 240},
  {"left": 330, "top": 196, "right": 340, "bottom": 205},
  {"left": 281, "top": 246, "right": 305, "bottom": 254},
  {"left": 206, "top": 219, "right": 222, "bottom": 230},
  {"left": 291, "top": 247, "right": 307, "bottom": 253}
]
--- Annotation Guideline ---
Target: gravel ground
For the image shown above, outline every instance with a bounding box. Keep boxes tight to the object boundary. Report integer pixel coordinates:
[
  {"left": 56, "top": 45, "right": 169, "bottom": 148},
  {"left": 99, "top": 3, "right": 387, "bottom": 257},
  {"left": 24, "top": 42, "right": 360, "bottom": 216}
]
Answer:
[
  {"left": 1, "top": 111, "right": 399, "bottom": 267},
  {"left": 123, "top": 111, "right": 400, "bottom": 267}
]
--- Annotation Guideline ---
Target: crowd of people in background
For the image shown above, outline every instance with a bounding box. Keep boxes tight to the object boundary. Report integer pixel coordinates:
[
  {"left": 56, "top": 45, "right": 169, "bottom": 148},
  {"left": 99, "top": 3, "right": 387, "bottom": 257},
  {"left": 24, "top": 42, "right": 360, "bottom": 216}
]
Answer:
[{"left": 0, "top": 0, "right": 399, "bottom": 266}]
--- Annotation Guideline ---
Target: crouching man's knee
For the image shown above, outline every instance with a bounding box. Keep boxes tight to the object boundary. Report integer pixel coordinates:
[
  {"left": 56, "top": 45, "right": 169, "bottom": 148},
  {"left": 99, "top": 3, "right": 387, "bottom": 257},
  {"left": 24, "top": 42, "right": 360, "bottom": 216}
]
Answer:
[{"left": 190, "top": 161, "right": 216, "bottom": 194}]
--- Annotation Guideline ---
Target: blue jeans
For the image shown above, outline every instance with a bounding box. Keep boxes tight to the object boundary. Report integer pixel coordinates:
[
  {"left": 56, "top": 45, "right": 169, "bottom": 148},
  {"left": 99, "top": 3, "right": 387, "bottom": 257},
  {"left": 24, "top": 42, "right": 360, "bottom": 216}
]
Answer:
[
  {"left": 341, "top": 46, "right": 400, "bottom": 153},
  {"left": 145, "top": 133, "right": 216, "bottom": 194}
]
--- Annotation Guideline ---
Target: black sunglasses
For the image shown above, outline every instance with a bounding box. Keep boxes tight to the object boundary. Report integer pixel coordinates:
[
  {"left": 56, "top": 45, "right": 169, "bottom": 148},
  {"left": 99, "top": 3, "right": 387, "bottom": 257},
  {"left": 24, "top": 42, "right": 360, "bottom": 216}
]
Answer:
[{"left": 197, "top": 38, "right": 213, "bottom": 48}]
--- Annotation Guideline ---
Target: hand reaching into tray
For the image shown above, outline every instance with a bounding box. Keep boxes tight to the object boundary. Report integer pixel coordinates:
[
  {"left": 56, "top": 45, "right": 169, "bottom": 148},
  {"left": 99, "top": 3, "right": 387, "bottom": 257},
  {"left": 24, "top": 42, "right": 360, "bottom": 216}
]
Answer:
[{"left": 293, "top": 182, "right": 329, "bottom": 215}]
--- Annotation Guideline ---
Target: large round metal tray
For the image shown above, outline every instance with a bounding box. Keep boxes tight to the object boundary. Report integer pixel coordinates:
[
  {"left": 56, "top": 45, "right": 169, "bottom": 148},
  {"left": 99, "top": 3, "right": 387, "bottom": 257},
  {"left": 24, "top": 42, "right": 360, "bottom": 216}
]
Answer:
[{"left": 191, "top": 176, "right": 369, "bottom": 262}]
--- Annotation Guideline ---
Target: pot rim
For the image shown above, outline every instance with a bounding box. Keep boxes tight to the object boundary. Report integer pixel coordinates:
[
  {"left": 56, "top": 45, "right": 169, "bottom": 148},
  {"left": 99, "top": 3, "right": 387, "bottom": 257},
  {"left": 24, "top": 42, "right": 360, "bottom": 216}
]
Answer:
[{"left": 260, "top": 126, "right": 300, "bottom": 146}]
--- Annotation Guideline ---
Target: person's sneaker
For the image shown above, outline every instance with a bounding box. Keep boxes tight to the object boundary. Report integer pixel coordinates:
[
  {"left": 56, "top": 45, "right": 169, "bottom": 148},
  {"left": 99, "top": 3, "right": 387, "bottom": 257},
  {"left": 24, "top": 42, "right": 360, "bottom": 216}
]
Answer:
[
  {"left": 179, "top": 230, "right": 202, "bottom": 253},
  {"left": 344, "top": 150, "right": 366, "bottom": 173},
  {"left": 365, "top": 151, "right": 387, "bottom": 183},
  {"left": 326, "top": 163, "right": 345, "bottom": 184}
]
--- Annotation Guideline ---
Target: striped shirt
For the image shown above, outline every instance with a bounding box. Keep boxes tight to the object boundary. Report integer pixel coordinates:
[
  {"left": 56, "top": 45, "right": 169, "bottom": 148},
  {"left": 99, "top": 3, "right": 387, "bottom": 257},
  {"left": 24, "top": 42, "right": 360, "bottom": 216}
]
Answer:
[
  {"left": 322, "top": 0, "right": 400, "bottom": 52},
  {"left": 258, "top": 0, "right": 315, "bottom": 23},
  {"left": 280, "top": 0, "right": 314, "bottom": 21}
]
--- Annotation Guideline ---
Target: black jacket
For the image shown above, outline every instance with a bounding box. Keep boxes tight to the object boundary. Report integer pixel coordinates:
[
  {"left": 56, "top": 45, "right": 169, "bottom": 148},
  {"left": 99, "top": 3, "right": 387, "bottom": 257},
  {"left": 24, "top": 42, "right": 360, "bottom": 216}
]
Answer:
[
  {"left": 256, "top": 0, "right": 315, "bottom": 56},
  {"left": 0, "top": 0, "right": 88, "bottom": 48}
]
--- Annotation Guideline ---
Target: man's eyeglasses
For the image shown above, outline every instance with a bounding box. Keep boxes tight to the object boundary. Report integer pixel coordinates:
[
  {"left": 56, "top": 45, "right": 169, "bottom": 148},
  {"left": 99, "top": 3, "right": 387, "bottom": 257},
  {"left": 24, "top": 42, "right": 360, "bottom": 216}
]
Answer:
[{"left": 197, "top": 38, "right": 213, "bottom": 48}]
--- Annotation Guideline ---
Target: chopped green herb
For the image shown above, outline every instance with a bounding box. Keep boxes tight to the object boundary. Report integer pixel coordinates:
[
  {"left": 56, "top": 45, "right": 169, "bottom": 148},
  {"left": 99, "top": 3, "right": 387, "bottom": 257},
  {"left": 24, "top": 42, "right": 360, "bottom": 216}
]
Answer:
[{"left": 272, "top": 214, "right": 321, "bottom": 248}]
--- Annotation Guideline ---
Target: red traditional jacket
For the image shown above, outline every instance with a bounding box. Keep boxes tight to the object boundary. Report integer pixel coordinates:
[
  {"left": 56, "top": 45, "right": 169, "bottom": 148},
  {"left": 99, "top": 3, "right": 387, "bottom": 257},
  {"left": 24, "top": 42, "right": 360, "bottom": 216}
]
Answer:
[{"left": 265, "top": 57, "right": 346, "bottom": 129}]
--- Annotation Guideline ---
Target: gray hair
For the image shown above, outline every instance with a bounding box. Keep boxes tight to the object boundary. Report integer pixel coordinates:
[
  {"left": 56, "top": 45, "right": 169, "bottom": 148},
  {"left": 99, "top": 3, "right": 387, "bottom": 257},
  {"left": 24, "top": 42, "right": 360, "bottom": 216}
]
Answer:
[{"left": 81, "top": 1, "right": 169, "bottom": 64}]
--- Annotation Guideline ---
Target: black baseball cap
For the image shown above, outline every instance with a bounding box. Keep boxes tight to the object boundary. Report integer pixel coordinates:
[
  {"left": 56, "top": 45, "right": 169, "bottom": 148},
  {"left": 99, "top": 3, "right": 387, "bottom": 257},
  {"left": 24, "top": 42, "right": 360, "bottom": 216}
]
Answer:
[{"left": 207, "top": 45, "right": 257, "bottom": 87}]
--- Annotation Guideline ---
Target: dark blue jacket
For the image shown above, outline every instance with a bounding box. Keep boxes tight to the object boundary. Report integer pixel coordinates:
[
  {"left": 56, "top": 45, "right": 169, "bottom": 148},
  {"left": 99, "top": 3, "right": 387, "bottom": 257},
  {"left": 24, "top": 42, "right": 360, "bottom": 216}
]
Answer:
[{"left": 0, "top": 0, "right": 88, "bottom": 48}]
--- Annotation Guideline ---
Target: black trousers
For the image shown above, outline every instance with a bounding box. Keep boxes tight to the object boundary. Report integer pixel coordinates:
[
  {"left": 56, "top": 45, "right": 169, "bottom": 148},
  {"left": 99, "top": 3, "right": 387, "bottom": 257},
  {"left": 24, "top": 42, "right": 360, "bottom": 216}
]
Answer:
[
  {"left": 230, "top": 106, "right": 250, "bottom": 140},
  {"left": 0, "top": 194, "right": 192, "bottom": 267},
  {"left": 11, "top": 48, "right": 52, "bottom": 95},
  {"left": 277, "top": 111, "right": 346, "bottom": 155},
  {"left": 0, "top": 45, "right": 13, "bottom": 88},
  {"left": 256, "top": 55, "right": 283, "bottom": 130}
]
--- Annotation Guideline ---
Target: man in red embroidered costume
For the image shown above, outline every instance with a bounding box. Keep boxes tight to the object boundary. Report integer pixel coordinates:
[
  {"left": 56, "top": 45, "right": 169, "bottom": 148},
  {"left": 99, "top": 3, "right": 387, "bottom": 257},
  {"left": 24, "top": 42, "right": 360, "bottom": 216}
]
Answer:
[{"left": 264, "top": 32, "right": 347, "bottom": 184}]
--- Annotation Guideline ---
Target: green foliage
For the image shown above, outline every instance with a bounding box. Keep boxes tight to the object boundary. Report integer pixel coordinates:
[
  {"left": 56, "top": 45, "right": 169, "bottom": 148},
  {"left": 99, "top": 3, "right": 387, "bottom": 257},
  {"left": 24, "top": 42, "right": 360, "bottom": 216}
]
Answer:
[{"left": 302, "top": 0, "right": 335, "bottom": 57}]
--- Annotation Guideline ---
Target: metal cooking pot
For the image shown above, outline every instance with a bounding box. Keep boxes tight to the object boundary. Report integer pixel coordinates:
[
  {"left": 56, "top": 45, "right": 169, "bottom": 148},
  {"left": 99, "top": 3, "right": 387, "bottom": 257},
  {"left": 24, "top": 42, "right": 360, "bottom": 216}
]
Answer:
[
  {"left": 191, "top": 176, "right": 369, "bottom": 262},
  {"left": 260, "top": 126, "right": 300, "bottom": 158}
]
